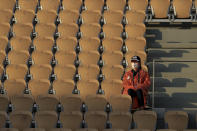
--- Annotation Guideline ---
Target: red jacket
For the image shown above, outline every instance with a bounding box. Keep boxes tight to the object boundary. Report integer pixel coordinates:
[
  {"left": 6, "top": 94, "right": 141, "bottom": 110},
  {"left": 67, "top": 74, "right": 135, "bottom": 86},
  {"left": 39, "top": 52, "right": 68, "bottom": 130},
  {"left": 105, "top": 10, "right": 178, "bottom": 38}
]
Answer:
[{"left": 122, "top": 69, "right": 151, "bottom": 109}]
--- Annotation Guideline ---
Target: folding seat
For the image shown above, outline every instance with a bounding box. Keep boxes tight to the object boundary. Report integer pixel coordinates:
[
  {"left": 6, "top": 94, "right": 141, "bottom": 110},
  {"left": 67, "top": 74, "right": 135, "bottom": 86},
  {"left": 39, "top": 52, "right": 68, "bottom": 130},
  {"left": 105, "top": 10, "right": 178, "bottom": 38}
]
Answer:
[
  {"left": 0, "top": 37, "right": 8, "bottom": 52},
  {"left": 103, "top": 129, "right": 124, "bottom": 131},
  {"left": 125, "top": 50, "right": 147, "bottom": 65},
  {"left": 0, "top": 111, "right": 7, "bottom": 128},
  {"left": 109, "top": 112, "right": 132, "bottom": 131},
  {"left": 59, "top": 10, "right": 79, "bottom": 24},
  {"left": 133, "top": 110, "right": 157, "bottom": 131},
  {"left": 4, "top": 79, "right": 26, "bottom": 97},
  {"left": 36, "top": 95, "right": 59, "bottom": 111},
  {"left": 28, "top": 79, "right": 50, "bottom": 97},
  {"left": 79, "top": 37, "right": 100, "bottom": 51},
  {"left": 49, "top": 129, "right": 71, "bottom": 131},
  {"left": 23, "top": 129, "right": 46, "bottom": 131},
  {"left": 30, "top": 64, "right": 52, "bottom": 79},
  {"left": 103, "top": 24, "right": 123, "bottom": 38},
  {"left": 0, "top": 0, "right": 16, "bottom": 10},
  {"left": 173, "top": 0, "right": 192, "bottom": 18},
  {"left": 109, "top": 95, "right": 132, "bottom": 112},
  {"left": 6, "top": 64, "right": 28, "bottom": 79},
  {"left": 0, "top": 65, "right": 4, "bottom": 77},
  {"left": 80, "top": 23, "right": 101, "bottom": 38},
  {"left": 102, "top": 65, "right": 124, "bottom": 80},
  {"left": 85, "top": 111, "right": 107, "bottom": 131},
  {"left": 128, "top": 0, "right": 148, "bottom": 11},
  {"left": 81, "top": 10, "right": 101, "bottom": 23},
  {"left": 40, "top": 0, "right": 60, "bottom": 11},
  {"left": 125, "top": 10, "right": 145, "bottom": 24},
  {"left": 78, "top": 65, "right": 100, "bottom": 80},
  {"left": 54, "top": 65, "right": 76, "bottom": 80},
  {"left": 0, "top": 95, "right": 9, "bottom": 111},
  {"left": 35, "top": 111, "right": 58, "bottom": 130},
  {"left": 18, "top": 0, "right": 38, "bottom": 11},
  {"left": 164, "top": 111, "right": 188, "bottom": 131},
  {"left": 60, "top": 94, "right": 83, "bottom": 112},
  {"left": 31, "top": 51, "right": 53, "bottom": 64},
  {"left": 78, "top": 51, "right": 100, "bottom": 65},
  {"left": 11, "top": 94, "right": 34, "bottom": 111},
  {"left": 35, "top": 23, "right": 56, "bottom": 37},
  {"left": 56, "top": 37, "right": 77, "bottom": 52},
  {"left": 14, "top": 10, "right": 35, "bottom": 24},
  {"left": 85, "top": 0, "right": 104, "bottom": 11},
  {"left": 76, "top": 129, "right": 98, "bottom": 131},
  {"left": 10, "top": 36, "right": 31, "bottom": 51},
  {"left": 157, "top": 130, "right": 176, "bottom": 131},
  {"left": 77, "top": 80, "right": 99, "bottom": 99},
  {"left": 103, "top": 10, "right": 123, "bottom": 24},
  {"left": 36, "top": 10, "right": 57, "bottom": 24},
  {"left": 58, "top": 23, "right": 78, "bottom": 38},
  {"left": 150, "top": 0, "right": 170, "bottom": 18},
  {"left": 0, "top": 9, "right": 13, "bottom": 23},
  {"left": 85, "top": 95, "right": 107, "bottom": 111},
  {"left": 0, "top": 23, "right": 10, "bottom": 37},
  {"left": 0, "top": 51, "right": 6, "bottom": 65},
  {"left": 101, "top": 79, "right": 123, "bottom": 100},
  {"left": 62, "top": 0, "right": 82, "bottom": 11},
  {"left": 8, "top": 50, "right": 29, "bottom": 64},
  {"left": 125, "top": 37, "right": 146, "bottom": 52},
  {"left": 125, "top": 23, "right": 146, "bottom": 38},
  {"left": 60, "top": 111, "right": 83, "bottom": 130},
  {"left": 10, "top": 111, "right": 32, "bottom": 130},
  {"left": 33, "top": 37, "right": 54, "bottom": 51},
  {"left": 0, "top": 128, "right": 19, "bottom": 131},
  {"left": 106, "top": 0, "right": 126, "bottom": 11},
  {"left": 12, "top": 23, "right": 33, "bottom": 38},
  {"left": 102, "top": 51, "right": 123, "bottom": 65},
  {"left": 55, "top": 51, "right": 76, "bottom": 66},
  {"left": 102, "top": 38, "right": 123, "bottom": 51},
  {"left": 53, "top": 79, "right": 75, "bottom": 96}
]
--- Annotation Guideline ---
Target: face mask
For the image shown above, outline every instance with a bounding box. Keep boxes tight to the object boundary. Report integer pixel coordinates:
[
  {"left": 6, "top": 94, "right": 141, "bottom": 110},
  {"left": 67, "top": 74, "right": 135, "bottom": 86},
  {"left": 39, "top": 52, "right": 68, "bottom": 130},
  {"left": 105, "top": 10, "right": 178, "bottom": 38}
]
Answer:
[{"left": 131, "top": 62, "right": 139, "bottom": 69}]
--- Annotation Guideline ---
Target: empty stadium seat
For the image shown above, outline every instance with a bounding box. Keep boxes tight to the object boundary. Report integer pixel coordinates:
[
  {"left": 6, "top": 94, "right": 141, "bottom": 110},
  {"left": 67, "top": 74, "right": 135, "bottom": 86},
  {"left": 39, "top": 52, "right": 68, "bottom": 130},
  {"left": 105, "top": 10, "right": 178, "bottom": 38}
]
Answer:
[
  {"left": 49, "top": 129, "right": 71, "bottom": 131},
  {"left": 18, "top": 0, "right": 38, "bottom": 11},
  {"left": 11, "top": 94, "right": 34, "bottom": 111},
  {"left": 0, "top": 65, "right": 4, "bottom": 76},
  {"left": 23, "top": 128, "right": 46, "bottom": 131},
  {"left": 36, "top": 10, "right": 57, "bottom": 24},
  {"left": 80, "top": 23, "right": 101, "bottom": 38},
  {"left": 103, "top": 23, "right": 123, "bottom": 38},
  {"left": 85, "top": 95, "right": 107, "bottom": 111},
  {"left": 35, "top": 23, "right": 56, "bottom": 37},
  {"left": 109, "top": 112, "right": 132, "bottom": 131},
  {"left": 125, "top": 50, "right": 147, "bottom": 65},
  {"left": 128, "top": 0, "right": 148, "bottom": 11},
  {"left": 102, "top": 65, "right": 124, "bottom": 80},
  {"left": 78, "top": 65, "right": 100, "bottom": 80},
  {"left": 85, "top": 111, "right": 107, "bottom": 131},
  {"left": 125, "top": 37, "right": 146, "bottom": 52},
  {"left": 59, "top": 10, "right": 79, "bottom": 24},
  {"left": 4, "top": 79, "right": 26, "bottom": 97},
  {"left": 109, "top": 95, "right": 132, "bottom": 112},
  {"left": 125, "top": 23, "right": 145, "bottom": 38},
  {"left": 173, "top": 0, "right": 192, "bottom": 18},
  {"left": 53, "top": 79, "right": 75, "bottom": 96},
  {"left": 0, "top": 111, "right": 7, "bottom": 128},
  {"left": 133, "top": 110, "right": 157, "bottom": 131},
  {"left": 76, "top": 129, "right": 98, "bottom": 131},
  {"left": 80, "top": 37, "right": 100, "bottom": 51},
  {"left": 10, "top": 36, "right": 31, "bottom": 51},
  {"left": 14, "top": 10, "right": 35, "bottom": 24},
  {"left": 6, "top": 64, "right": 28, "bottom": 79},
  {"left": 30, "top": 64, "right": 52, "bottom": 79},
  {"left": 54, "top": 65, "right": 76, "bottom": 80},
  {"left": 12, "top": 23, "right": 33, "bottom": 37},
  {"left": 0, "top": 0, "right": 16, "bottom": 10},
  {"left": 102, "top": 37, "right": 123, "bottom": 52},
  {"left": 102, "top": 51, "right": 123, "bottom": 65},
  {"left": 0, "top": 95, "right": 9, "bottom": 111},
  {"left": 0, "top": 51, "right": 6, "bottom": 65},
  {"left": 125, "top": 10, "right": 145, "bottom": 24},
  {"left": 40, "top": 0, "right": 60, "bottom": 11},
  {"left": 36, "top": 95, "right": 59, "bottom": 111},
  {"left": 58, "top": 23, "right": 78, "bottom": 38},
  {"left": 60, "top": 111, "right": 83, "bottom": 130},
  {"left": 0, "top": 128, "right": 19, "bottom": 131},
  {"left": 77, "top": 80, "right": 99, "bottom": 99},
  {"left": 81, "top": 10, "right": 101, "bottom": 23},
  {"left": 33, "top": 37, "right": 54, "bottom": 51},
  {"left": 0, "top": 36, "right": 8, "bottom": 51},
  {"left": 101, "top": 79, "right": 123, "bottom": 100},
  {"left": 103, "top": 10, "right": 123, "bottom": 24},
  {"left": 106, "top": 0, "right": 126, "bottom": 11},
  {"left": 150, "top": 0, "right": 170, "bottom": 18},
  {"left": 0, "top": 9, "right": 13, "bottom": 23},
  {"left": 56, "top": 37, "right": 77, "bottom": 52},
  {"left": 60, "top": 95, "right": 83, "bottom": 112},
  {"left": 8, "top": 50, "right": 29, "bottom": 64},
  {"left": 78, "top": 51, "right": 100, "bottom": 65},
  {"left": 28, "top": 79, "right": 51, "bottom": 97},
  {"left": 85, "top": 0, "right": 104, "bottom": 11},
  {"left": 62, "top": 0, "right": 82, "bottom": 11},
  {"left": 55, "top": 51, "right": 76, "bottom": 65},
  {"left": 35, "top": 111, "right": 58, "bottom": 130},
  {"left": 0, "top": 23, "right": 10, "bottom": 37},
  {"left": 32, "top": 51, "right": 53, "bottom": 64},
  {"left": 164, "top": 111, "right": 188, "bottom": 131},
  {"left": 10, "top": 111, "right": 32, "bottom": 130}
]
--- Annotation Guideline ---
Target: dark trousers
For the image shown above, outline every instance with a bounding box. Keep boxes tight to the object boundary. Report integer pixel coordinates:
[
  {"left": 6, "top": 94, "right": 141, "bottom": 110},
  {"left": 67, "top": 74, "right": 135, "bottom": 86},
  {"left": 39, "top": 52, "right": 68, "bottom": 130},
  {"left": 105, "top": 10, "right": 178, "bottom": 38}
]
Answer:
[{"left": 128, "top": 88, "right": 144, "bottom": 107}]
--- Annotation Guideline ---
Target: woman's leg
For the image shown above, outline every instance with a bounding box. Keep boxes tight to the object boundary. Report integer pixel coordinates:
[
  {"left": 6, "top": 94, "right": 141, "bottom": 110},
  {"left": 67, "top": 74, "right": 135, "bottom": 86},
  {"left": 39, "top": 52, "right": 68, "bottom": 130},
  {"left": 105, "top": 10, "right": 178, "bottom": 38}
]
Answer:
[
  {"left": 136, "top": 89, "right": 144, "bottom": 107},
  {"left": 127, "top": 89, "right": 137, "bottom": 98}
]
